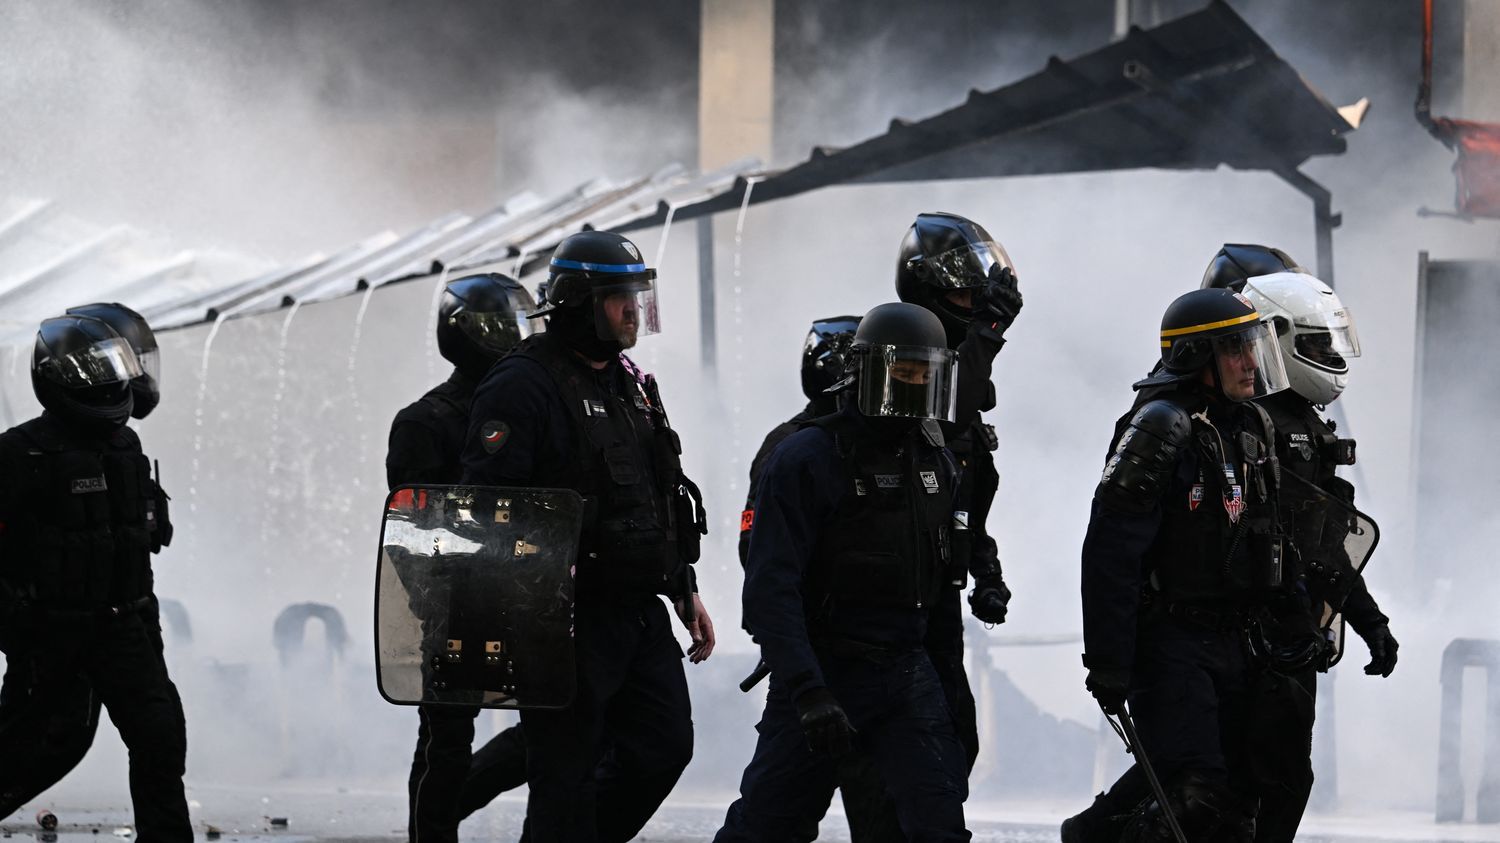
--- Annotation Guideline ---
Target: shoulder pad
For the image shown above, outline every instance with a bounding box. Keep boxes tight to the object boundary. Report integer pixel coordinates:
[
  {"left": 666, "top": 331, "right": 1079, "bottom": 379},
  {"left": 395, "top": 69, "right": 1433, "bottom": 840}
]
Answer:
[{"left": 1095, "top": 399, "right": 1191, "bottom": 514}]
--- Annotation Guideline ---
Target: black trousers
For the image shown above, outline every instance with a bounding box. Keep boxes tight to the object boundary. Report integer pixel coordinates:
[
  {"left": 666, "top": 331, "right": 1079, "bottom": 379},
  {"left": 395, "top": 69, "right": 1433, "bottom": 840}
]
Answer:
[
  {"left": 407, "top": 710, "right": 530, "bottom": 843},
  {"left": 839, "top": 588, "right": 977, "bottom": 843},
  {"left": 0, "top": 669, "right": 101, "bottom": 815},
  {"left": 518, "top": 595, "right": 693, "bottom": 843},
  {"left": 1069, "top": 618, "right": 1316, "bottom": 843},
  {"left": 0, "top": 611, "right": 189, "bottom": 843},
  {"left": 715, "top": 648, "right": 970, "bottom": 843}
]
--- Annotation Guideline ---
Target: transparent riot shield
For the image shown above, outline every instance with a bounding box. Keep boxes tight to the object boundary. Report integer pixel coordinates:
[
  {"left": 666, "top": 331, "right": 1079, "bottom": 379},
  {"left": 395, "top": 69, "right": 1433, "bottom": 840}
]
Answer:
[
  {"left": 1283, "top": 471, "right": 1380, "bottom": 670},
  {"left": 375, "top": 485, "right": 581, "bottom": 708}
]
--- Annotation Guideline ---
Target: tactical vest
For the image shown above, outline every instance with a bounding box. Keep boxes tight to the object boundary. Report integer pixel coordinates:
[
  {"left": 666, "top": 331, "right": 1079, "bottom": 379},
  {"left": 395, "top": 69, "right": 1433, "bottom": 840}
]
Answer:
[
  {"left": 1143, "top": 399, "right": 1283, "bottom": 605},
  {"left": 387, "top": 374, "right": 472, "bottom": 487},
  {"left": 511, "top": 334, "right": 685, "bottom": 595},
  {"left": 806, "top": 414, "right": 955, "bottom": 613},
  {"left": 1262, "top": 393, "right": 1357, "bottom": 584},
  {"left": 0, "top": 417, "right": 161, "bottom": 610}
]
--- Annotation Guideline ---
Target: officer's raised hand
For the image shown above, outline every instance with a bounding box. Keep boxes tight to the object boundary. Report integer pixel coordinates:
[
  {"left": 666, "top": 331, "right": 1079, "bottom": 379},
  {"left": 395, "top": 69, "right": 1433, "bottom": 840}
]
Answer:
[
  {"left": 1360, "top": 624, "right": 1398, "bottom": 677},
  {"left": 794, "top": 687, "right": 856, "bottom": 758},
  {"left": 674, "top": 593, "right": 716, "bottom": 664},
  {"left": 1084, "top": 663, "right": 1130, "bottom": 715},
  {"left": 976, "top": 263, "right": 1023, "bottom": 337},
  {"left": 968, "top": 575, "right": 1011, "bottom": 624}
]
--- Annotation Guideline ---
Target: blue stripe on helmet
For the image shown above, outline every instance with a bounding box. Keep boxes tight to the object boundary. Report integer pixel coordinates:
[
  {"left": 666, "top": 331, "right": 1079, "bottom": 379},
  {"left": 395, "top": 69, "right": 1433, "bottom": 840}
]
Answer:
[{"left": 549, "top": 258, "right": 647, "bottom": 274}]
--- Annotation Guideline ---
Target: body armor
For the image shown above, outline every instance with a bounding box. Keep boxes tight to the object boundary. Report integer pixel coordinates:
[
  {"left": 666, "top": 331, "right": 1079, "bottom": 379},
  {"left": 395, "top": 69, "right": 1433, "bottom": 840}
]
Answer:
[
  {"left": 1141, "top": 396, "right": 1283, "bottom": 604},
  {"left": 0, "top": 417, "right": 165, "bottom": 611},
  {"left": 386, "top": 372, "right": 473, "bottom": 488},
  {"left": 512, "top": 333, "right": 697, "bottom": 595},
  {"left": 806, "top": 414, "right": 955, "bottom": 614}
]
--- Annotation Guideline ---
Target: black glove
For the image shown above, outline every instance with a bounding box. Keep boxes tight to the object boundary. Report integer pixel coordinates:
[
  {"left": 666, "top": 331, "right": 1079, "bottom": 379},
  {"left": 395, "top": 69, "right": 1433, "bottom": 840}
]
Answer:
[
  {"left": 977, "top": 423, "right": 999, "bottom": 452},
  {"left": 975, "top": 265, "right": 1023, "bottom": 337},
  {"left": 1085, "top": 665, "right": 1130, "bottom": 715},
  {"left": 968, "top": 575, "right": 1011, "bottom": 625},
  {"left": 1360, "top": 624, "right": 1398, "bottom": 677},
  {"left": 794, "top": 687, "right": 855, "bottom": 758}
]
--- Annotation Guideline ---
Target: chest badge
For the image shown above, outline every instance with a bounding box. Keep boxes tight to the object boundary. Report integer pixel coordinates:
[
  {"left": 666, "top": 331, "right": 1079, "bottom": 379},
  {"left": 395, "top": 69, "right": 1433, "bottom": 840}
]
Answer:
[
  {"left": 854, "top": 479, "right": 868, "bottom": 496},
  {"left": 1223, "top": 485, "right": 1246, "bottom": 524},
  {"left": 874, "top": 473, "right": 903, "bottom": 489},
  {"left": 919, "top": 470, "right": 939, "bottom": 493},
  {"left": 71, "top": 476, "right": 107, "bottom": 494},
  {"left": 583, "top": 399, "right": 608, "bottom": 418},
  {"left": 1189, "top": 483, "right": 1204, "bottom": 511}
]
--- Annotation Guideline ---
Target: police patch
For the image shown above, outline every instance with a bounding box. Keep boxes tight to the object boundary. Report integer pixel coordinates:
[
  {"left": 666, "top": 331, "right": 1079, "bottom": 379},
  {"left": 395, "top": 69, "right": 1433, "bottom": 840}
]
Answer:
[
  {"left": 71, "top": 476, "right": 107, "bottom": 494},
  {"left": 875, "top": 473, "right": 903, "bottom": 489},
  {"left": 480, "top": 420, "right": 510, "bottom": 454},
  {"left": 920, "top": 470, "right": 939, "bottom": 491}
]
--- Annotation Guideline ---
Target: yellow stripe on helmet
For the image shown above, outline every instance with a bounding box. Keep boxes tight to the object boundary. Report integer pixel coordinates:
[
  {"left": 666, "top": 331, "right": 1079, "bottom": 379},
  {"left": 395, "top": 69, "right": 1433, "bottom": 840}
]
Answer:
[{"left": 1159, "top": 311, "right": 1260, "bottom": 339}]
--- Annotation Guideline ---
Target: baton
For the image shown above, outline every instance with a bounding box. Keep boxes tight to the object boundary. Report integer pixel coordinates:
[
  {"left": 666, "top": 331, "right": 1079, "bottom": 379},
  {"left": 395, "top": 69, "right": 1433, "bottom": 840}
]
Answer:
[
  {"left": 1105, "top": 703, "right": 1188, "bottom": 843},
  {"left": 739, "top": 658, "right": 770, "bottom": 693}
]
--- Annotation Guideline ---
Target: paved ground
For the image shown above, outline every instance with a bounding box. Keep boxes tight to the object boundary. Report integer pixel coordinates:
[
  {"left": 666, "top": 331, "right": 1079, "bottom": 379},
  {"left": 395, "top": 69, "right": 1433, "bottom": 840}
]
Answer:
[{"left": 5, "top": 787, "right": 1499, "bottom": 842}]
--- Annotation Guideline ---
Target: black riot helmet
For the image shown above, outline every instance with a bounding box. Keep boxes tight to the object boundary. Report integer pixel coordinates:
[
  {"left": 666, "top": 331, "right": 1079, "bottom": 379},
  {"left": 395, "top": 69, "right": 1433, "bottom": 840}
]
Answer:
[
  {"left": 437, "top": 273, "right": 539, "bottom": 381},
  {"left": 850, "top": 302, "right": 958, "bottom": 421},
  {"left": 801, "top": 315, "right": 861, "bottom": 402},
  {"left": 65, "top": 302, "right": 160, "bottom": 419},
  {"left": 534, "top": 231, "right": 658, "bottom": 361},
  {"left": 1148, "top": 288, "right": 1291, "bottom": 402},
  {"left": 895, "top": 212, "right": 1015, "bottom": 346},
  {"left": 32, "top": 315, "right": 143, "bottom": 429},
  {"left": 1201, "top": 243, "right": 1308, "bottom": 292}
]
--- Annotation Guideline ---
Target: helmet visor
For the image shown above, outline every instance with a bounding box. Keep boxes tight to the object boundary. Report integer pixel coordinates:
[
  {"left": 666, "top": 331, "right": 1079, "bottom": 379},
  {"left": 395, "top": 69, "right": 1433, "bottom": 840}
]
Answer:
[
  {"left": 855, "top": 345, "right": 958, "bottom": 420},
  {"left": 455, "top": 305, "right": 543, "bottom": 357},
  {"left": 137, "top": 347, "right": 161, "bottom": 386},
  {"left": 1291, "top": 306, "right": 1360, "bottom": 372},
  {"left": 590, "top": 276, "right": 660, "bottom": 344},
  {"left": 38, "top": 337, "right": 144, "bottom": 388},
  {"left": 1211, "top": 323, "right": 1290, "bottom": 402},
  {"left": 911, "top": 241, "right": 1014, "bottom": 289}
]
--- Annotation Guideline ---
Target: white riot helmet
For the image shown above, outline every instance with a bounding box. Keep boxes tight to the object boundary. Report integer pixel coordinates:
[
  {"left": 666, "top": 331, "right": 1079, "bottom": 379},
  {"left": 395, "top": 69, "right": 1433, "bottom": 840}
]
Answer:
[{"left": 1240, "top": 271, "right": 1361, "bottom": 406}]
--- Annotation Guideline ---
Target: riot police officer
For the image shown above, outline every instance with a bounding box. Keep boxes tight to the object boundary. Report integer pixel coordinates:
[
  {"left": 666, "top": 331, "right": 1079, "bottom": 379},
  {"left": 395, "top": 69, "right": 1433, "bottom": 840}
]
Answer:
[
  {"left": 895, "top": 212, "right": 1022, "bottom": 754},
  {"left": 715, "top": 302, "right": 971, "bottom": 842},
  {"left": 0, "top": 314, "right": 190, "bottom": 841},
  {"left": 0, "top": 301, "right": 169, "bottom": 818},
  {"left": 387, "top": 273, "right": 539, "bottom": 843},
  {"left": 738, "top": 315, "right": 861, "bottom": 567},
  {"left": 1079, "top": 288, "right": 1294, "bottom": 841},
  {"left": 1063, "top": 247, "right": 1397, "bottom": 843},
  {"left": 461, "top": 230, "right": 713, "bottom": 843}
]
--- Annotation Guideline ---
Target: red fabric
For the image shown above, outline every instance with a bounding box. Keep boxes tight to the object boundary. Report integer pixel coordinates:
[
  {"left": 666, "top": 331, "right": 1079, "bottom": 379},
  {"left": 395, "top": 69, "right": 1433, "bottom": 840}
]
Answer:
[{"left": 1435, "top": 118, "right": 1500, "bottom": 218}]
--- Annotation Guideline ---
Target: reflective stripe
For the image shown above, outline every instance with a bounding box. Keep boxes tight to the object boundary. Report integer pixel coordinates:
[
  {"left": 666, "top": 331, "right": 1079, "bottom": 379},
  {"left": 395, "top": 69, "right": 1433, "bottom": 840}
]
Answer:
[
  {"left": 549, "top": 258, "right": 647, "bottom": 273},
  {"left": 1159, "top": 311, "right": 1260, "bottom": 338}
]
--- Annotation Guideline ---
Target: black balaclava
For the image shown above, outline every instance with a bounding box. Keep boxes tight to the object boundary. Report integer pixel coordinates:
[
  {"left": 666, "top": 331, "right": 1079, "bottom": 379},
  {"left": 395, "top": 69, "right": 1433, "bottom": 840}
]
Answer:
[{"left": 548, "top": 299, "right": 623, "bottom": 362}]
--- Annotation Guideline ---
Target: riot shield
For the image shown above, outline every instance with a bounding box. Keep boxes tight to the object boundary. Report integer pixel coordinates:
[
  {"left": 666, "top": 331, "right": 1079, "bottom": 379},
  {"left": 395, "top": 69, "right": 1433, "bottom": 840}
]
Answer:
[
  {"left": 375, "top": 485, "right": 581, "bottom": 708},
  {"left": 1282, "top": 471, "right": 1380, "bottom": 670}
]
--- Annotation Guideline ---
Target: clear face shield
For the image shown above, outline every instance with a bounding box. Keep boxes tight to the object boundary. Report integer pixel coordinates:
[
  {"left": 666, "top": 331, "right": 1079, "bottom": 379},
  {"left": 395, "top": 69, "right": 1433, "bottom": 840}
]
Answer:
[
  {"left": 590, "top": 275, "right": 659, "bottom": 347},
  {"left": 36, "top": 337, "right": 144, "bottom": 389},
  {"left": 911, "top": 239, "right": 1015, "bottom": 289},
  {"left": 1291, "top": 308, "right": 1360, "bottom": 373},
  {"left": 1210, "top": 322, "right": 1290, "bottom": 402},
  {"left": 136, "top": 347, "right": 161, "bottom": 386},
  {"left": 855, "top": 345, "right": 959, "bottom": 421}
]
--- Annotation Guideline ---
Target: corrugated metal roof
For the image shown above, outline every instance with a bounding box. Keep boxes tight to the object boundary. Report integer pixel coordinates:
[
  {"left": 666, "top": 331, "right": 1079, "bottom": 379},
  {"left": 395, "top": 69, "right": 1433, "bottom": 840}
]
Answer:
[{"left": 1, "top": 1, "right": 1357, "bottom": 338}]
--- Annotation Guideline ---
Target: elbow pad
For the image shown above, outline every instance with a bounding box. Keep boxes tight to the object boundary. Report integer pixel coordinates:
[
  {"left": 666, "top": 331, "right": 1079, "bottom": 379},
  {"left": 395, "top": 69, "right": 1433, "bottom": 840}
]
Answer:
[{"left": 1096, "top": 400, "right": 1191, "bottom": 514}]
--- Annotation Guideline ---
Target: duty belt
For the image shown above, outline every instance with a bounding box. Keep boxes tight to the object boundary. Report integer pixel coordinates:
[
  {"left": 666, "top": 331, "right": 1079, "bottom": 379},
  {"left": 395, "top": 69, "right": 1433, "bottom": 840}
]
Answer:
[
  {"left": 1159, "top": 602, "right": 1253, "bottom": 634},
  {"left": 41, "top": 595, "right": 155, "bottom": 622},
  {"left": 811, "top": 634, "right": 921, "bottom": 664}
]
